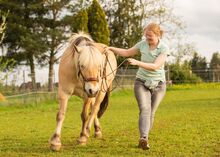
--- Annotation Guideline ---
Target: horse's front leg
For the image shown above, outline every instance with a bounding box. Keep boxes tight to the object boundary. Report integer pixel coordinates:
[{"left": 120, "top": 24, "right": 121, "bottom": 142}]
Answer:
[
  {"left": 49, "top": 90, "right": 69, "bottom": 151},
  {"left": 77, "top": 98, "right": 94, "bottom": 145},
  {"left": 86, "top": 92, "right": 106, "bottom": 137},
  {"left": 88, "top": 102, "right": 102, "bottom": 138}
]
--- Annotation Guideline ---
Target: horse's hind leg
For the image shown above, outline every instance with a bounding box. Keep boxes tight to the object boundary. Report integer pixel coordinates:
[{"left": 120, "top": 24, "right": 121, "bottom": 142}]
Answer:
[{"left": 49, "top": 90, "right": 69, "bottom": 151}]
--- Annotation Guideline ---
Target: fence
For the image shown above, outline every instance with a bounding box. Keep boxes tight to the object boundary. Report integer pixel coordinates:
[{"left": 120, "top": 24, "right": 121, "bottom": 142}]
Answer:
[
  {"left": 115, "top": 68, "right": 220, "bottom": 84},
  {"left": 1, "top": 68, "right": 220, "bottom": 92},
  {"left": 1, "top": 92, "right": 57, "bottom": 106},
  {"left": 0, "top": 68, "right": 220, "bottom": 105}
]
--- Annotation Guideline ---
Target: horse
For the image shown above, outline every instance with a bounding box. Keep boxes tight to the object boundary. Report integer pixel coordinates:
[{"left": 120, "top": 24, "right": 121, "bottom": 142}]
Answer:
[{"left": 49, "top": 32, "right": 117, "bottom": 151}]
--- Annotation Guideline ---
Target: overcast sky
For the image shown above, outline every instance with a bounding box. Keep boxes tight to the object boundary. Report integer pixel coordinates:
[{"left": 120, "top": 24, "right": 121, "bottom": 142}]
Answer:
[{"left": 173, "top": 0, "right": 220, "bottom": 62}]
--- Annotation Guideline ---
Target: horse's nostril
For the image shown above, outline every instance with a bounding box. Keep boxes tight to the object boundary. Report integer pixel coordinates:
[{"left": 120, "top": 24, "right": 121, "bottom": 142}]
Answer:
[{"left": 89, "top": 89, "right": 92, "bottom": 94}]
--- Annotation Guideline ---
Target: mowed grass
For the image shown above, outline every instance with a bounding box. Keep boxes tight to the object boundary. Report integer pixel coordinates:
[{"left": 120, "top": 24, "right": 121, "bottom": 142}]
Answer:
[{"left": 0, "top": 84, "right": 220, "bottom": 157}]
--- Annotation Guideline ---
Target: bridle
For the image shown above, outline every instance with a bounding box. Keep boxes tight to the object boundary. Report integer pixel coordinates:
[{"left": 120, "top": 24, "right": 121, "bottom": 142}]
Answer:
[
  {"left": 77, "top": 45, "right": 102, "bottom": 83},
  {"left": 77, "top": 49, "right": 108, "bottom": 94},
  {"left": 77, "top": 63, "right": 100, "bottom": 82}
]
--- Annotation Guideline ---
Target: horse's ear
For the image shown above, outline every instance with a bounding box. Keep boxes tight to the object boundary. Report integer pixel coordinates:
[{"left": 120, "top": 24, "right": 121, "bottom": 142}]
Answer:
[
  {"left": 73, "top": 44, "right": 79, "bottom": 53},
  {"left": 73, "top": 44, "right": 82, "bottom": 54}
]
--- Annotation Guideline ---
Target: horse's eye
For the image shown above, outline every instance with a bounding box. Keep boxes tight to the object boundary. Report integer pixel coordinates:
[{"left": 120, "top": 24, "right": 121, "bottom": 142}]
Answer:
[{"left": 80, "top": 65, "right": 85, "bottom": 69}]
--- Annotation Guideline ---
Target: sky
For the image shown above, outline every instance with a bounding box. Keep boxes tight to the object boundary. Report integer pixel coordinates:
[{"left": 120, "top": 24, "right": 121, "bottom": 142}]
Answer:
[{"left": 173, "top": 0, "right": 220, "bottom": 62}]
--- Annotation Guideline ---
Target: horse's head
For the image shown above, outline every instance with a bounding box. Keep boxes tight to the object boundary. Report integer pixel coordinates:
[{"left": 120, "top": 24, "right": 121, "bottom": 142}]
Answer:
[{"left": 76, "top": 45, "right": 104, "bottom": 97}]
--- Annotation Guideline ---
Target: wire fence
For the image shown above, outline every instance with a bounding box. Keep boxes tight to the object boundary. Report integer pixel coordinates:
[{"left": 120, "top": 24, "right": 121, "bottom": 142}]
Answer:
[
  {"left": 1, "top": 68, "right": 220, "bottom": 93},
  {"left": 0, "top": 68, "right": 220, "bottom": 105},
  {"left": 1, "top": 92, "right": 57, "bottom": 106}
]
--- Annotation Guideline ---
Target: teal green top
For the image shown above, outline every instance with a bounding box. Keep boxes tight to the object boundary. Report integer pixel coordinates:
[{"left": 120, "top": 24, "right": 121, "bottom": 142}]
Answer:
[{"left": 134, "top": 39, "right": 169, "bottom": 88}]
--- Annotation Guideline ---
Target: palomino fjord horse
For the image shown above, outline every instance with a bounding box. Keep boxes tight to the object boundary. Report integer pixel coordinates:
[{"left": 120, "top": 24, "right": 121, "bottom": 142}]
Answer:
[{"left": 49, "top": 32, "right": 117, "bottom": 151}]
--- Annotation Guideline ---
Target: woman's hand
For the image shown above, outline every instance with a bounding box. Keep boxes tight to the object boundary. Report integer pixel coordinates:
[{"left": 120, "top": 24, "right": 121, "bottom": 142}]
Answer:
[
  {"left": 128, "top": 54, "right": 167, "bottom": 71},
  {"left": 104, "top": 46, "right": 111, "bottom": 52},
  {"left": 127, "top": 58, "right": 140, "bottom": 66}
]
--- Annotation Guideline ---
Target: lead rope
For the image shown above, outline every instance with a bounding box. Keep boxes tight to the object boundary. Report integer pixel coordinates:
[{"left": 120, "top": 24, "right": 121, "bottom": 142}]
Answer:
[
  {"left": 100, "top": 51, "right": 129, "bottom": 92},
  {"left": 108, "top": 58, "right": 129, "bottom": 92}
]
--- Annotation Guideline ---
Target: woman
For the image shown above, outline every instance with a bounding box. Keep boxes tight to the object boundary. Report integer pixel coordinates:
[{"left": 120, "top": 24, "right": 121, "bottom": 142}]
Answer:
[{"left": 108, "top": 23, "right": 169, "bottom": 150}]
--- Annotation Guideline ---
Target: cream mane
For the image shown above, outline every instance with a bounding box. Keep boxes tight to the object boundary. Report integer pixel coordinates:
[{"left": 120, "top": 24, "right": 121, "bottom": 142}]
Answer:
[{"left": 78, "top": 46, "right": 103, "bottom": 70}]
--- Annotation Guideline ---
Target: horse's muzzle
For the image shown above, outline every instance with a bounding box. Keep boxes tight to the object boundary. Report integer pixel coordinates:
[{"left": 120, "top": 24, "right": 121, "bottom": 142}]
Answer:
[
  {"left": 86, "top": 89, "right": 98, "bottom": 97},
  {"left": 84, "top": 83, "right": 99, "bottom": 97}
]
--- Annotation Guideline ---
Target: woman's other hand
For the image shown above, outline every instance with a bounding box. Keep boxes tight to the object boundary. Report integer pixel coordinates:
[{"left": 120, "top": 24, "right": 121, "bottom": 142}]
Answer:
[{"left": 127, "top": 58, "right": 139, "bottom": 66}]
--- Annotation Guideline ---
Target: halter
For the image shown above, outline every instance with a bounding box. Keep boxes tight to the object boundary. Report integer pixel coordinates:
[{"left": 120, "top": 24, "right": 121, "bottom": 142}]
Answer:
[
  {"left": 77, "top": 45, "right": 102, "bottom": 83},
  {"left": 77, "top": 64, "right": 100, "bottom": 82}
]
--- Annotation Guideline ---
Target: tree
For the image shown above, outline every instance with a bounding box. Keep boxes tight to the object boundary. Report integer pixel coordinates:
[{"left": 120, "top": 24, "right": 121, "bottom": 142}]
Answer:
[
  {"left": 0, "top": 1, "right": 23, "bottom": 56},
  {"left": 65, "top": 9, "right": 88, "bottom": 33},
  {"left": 169, "top": 60, "right": 202, "bottom": 84},
  {"left": 63, "top": 0, "right": 90, "bottom": 33},
  {"left": 0, "top": 10, "right": 8, "bottom": 74},
  {"left": 87, "top": 0, "right": 110, "bottom": 45},
  {"left": 100, "top": 0, "right": 184, "bottom": 66},
  {"left": 0, "top": 0, "right": 46, "bottom": 90},
  {"left": 210, "top": 52, "right": 220, "bottom": 82},
  {"left": 101, "top": 0, "right": 184, "bottom": 47},
  {"left": 173, "top": 43, "right": 196, "bottom": 63},
  {"left": 0, "top": 9, "right": 15, "bottom": 92},
  {"left": 40, "top": 0, "right": 71, "bottom": 91},
  {"left": 190, "top": 52, "right": 207, "bottom": 81},
  {"left": 100, "top": 0, "right": 144, "bottom": 65},
  {"left": 191, "top": 52, "right": 207, "bottom": 70},
  {"left": 0, "top": 10, "right": 8, "bottom": 44},
  {"left": 101, "top": 0, "right": 142, "bottom": 48}
]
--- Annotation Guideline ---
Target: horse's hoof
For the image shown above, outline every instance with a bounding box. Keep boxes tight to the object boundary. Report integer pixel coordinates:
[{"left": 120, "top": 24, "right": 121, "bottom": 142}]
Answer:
[
  {"left": 78, "top": 141, "right": 87, "bottom": 146},
  {"left": 77, "top": 136, "right": 87, "bottom": 145},
  {"left": 94, "top": 131, "right": 102, "bottom": 138},
  {"left": 50, "top": 144, "right": 61, "bottom": 151},
  {"left": 49, "top": 134, "right": 61, "bottom": 151}
]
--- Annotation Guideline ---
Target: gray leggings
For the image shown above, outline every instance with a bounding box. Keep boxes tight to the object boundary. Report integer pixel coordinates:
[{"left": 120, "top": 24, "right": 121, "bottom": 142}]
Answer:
[{"left": 134, "top": 78, "right": 166, "bottom": 139}]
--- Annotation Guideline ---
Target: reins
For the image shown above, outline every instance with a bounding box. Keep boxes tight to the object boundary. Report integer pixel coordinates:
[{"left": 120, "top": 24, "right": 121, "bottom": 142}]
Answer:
[{"left": 100, "top": 49, "right": 129, "bottom": 92}]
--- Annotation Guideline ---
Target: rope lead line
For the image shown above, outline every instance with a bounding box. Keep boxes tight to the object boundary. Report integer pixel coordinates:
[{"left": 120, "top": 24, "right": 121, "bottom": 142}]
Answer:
[{"left": 100, "top": 50, "right": 129, "bottom": 92}]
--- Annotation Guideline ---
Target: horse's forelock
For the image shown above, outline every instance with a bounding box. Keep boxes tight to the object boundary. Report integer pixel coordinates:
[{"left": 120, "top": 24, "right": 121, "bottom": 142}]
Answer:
[
  {"left": 68, "top": 32, "right": 103, "bottom": 71},
  {"left": 79, "top": 46, "right": 103, "bottom": 70}
]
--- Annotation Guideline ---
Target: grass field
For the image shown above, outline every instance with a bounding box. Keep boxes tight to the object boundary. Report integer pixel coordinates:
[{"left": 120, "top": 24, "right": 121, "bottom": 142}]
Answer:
[{"left": 0, "top": 84, "right": 220, "bottom": 157}]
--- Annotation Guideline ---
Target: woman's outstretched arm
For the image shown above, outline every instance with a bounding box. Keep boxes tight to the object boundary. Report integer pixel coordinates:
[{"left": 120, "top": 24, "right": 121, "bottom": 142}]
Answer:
[{"left": 108, "top": 46, "right": 138, "bottom": 57}]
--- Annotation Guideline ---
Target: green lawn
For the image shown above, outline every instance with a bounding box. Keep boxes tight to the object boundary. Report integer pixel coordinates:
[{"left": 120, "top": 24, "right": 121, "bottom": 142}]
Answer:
[{"left": 0, "top": 84, "right": 220, "bottom": 157}]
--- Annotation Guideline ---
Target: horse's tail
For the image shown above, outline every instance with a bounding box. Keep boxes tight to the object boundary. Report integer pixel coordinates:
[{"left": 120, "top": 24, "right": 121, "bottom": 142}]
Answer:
[{"left": 97, "top": 86, "right": 111, "bottom": 118}]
